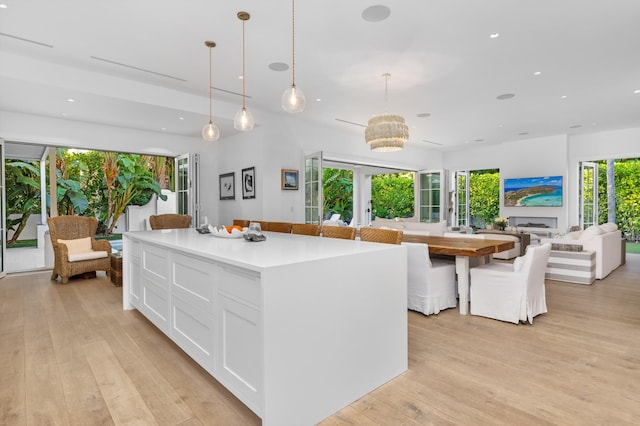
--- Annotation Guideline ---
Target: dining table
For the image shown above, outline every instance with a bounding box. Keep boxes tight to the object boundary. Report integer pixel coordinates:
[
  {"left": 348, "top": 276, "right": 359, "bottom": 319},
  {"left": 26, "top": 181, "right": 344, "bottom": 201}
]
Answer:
[{"left": 402, "top": 234, "right": 515, "bottom": 314}]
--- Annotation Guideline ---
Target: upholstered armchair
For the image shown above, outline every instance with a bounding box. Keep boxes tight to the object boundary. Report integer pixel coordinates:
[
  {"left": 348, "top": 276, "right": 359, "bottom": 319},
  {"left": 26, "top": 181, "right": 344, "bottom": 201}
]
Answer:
[
  {"left": 470, "top": 243, "right": 552, "bottom": 324},
  {"left": 405, "top": 242, "right": 457, "bottom": 315},
  {"left": 47, "top": 216, "right": 112, "bottom": 284},
  {"left": 149, "top": 214, "right": 191, "bottom": 230}
]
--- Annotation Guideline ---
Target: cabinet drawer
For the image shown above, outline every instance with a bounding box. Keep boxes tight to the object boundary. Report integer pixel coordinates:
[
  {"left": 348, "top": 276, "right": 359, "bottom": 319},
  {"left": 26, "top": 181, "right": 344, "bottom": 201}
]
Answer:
[
  {"left": 218, "top": 264, "right": 260, "bottom": 307},
  {"left": 172, "top": 294, "right": 215, "bottom": 373},
  {"left": 171, "top": 253, "right": 217, "bottom": 312},
  {"left": 142, "top": 244, "right": 169, "bottom": 283}
]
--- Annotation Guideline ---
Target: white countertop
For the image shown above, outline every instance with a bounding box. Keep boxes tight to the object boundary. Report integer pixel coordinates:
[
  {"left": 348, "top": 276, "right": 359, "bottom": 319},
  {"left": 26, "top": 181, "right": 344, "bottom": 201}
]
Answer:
[{"left": 124, "top": 228, "right": 404, "bottom": 272}]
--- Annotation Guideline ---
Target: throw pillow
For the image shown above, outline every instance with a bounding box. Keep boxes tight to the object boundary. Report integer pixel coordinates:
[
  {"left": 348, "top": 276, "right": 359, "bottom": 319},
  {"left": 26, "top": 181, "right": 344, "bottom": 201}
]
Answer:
[
  {"left": 599, "top": 223, "right": 618, "bottom": 233},
  {"left": 581, "top": 225, "right": 604, "bottom": 241},
  {"left": 58, "top": 237, "right": 93, "bottom": 255},
  {"left": 563, "top": 230, "right": 583, "bottom": 240}
]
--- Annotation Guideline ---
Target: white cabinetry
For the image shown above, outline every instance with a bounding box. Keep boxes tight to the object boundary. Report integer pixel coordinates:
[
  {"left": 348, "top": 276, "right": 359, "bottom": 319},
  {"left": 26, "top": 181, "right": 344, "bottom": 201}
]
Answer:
[{"left": 122, "top": 230, "right": 407, "bottom": 426}]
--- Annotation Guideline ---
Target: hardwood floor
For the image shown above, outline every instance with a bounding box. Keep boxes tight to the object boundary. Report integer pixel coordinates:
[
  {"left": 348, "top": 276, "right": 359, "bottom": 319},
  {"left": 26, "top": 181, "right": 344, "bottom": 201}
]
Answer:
[{"left": 1, "top": 256, "right": 639, "bottom": 425}]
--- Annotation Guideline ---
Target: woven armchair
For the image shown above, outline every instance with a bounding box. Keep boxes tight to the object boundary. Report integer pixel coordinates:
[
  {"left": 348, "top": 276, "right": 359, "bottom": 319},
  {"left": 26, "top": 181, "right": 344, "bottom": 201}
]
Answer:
[
  {"left": 47, "top": 216, "right": 112, "bottom": 284},
  {"left": 359, "top": 227, "right": 403, "bottom": 244},
  {"left": 149, "top": 214, "right": 191, "bottom": 230}
]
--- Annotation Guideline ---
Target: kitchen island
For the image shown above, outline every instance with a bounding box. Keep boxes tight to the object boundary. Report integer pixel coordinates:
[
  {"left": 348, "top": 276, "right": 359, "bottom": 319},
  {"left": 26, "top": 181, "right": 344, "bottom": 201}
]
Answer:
[{"left": 123, "top": 229, "right": 407, "bottom": 426}]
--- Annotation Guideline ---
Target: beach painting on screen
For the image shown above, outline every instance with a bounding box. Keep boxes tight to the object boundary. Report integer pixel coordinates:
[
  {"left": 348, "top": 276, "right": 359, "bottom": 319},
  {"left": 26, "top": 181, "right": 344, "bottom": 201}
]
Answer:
[{"left": 504, "top": 176, "right": 563, "bottom": 207}]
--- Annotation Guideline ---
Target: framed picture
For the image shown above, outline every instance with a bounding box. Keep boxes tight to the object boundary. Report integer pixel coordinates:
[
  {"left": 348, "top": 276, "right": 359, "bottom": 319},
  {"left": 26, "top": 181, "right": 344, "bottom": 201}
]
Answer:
[
  {"left": 219, "top": 172, "right": 235, "bottom": 200},
  {"left": 242, "top": 167, "right": 256, "bottom": 199},
  {"left": 281, "top": 169, "right": 299, "bottom": 190}
]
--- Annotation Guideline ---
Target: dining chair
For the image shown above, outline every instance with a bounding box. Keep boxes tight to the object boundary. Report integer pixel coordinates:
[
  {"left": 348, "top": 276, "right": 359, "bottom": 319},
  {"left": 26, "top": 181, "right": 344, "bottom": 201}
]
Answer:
[
  {"left": 149, "top": 214, "right": 191, "bottom": 230},
  {"left": 233, "top": 219, "right": 250, "bottom": 228},
  {"left": 321, "top": 225, "right": 356, "bottom": 240},
  {"left": 405, "top": 242, "right": 457, "bottom": 315},
  {"left": 291, "top": 223, "right": 321, "bottom": 236},
  {"left": 267, "top": 221, "right": 293, "bottom": 233},
  {"left": 469, "top": 243, "right": 552, "bottom": 324},
  {"left": 360, "top": 227, "right": 403, "bottom": 244}
]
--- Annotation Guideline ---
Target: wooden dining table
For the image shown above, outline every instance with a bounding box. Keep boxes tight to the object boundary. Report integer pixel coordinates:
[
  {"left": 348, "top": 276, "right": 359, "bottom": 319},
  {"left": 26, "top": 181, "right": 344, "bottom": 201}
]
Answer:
[{"left": 403, "top": 234, "right": 515, "bottom": 314}]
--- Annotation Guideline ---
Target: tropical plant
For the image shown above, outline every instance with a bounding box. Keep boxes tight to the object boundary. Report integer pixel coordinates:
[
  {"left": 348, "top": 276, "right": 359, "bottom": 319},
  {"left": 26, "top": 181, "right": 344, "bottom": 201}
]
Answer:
[
  {"left": 371, "top": 173, "right": 414, "bottom": 219},
  {"left": 323, "top": 168, "right": 353, "bottom": 222},
  {"left": 5, "top": 160, "right": 41, "bottom": 244},
  {"left": 468, "top": 170, "right": 500, "bottom": 227}
]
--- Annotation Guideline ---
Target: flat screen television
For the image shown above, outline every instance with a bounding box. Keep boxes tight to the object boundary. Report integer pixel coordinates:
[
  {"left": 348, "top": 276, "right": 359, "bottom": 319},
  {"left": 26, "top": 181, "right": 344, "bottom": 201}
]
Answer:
[{"left": 503, "top": 175, "right": 563, "bottom": 207}]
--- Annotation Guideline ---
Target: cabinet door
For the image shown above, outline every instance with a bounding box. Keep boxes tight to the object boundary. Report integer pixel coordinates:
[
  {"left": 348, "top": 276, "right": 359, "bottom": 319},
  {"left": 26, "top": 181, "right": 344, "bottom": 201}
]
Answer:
[
  {"left": 140, "top": 244, "right": 170, "bottom": 333},
  {"left": 128, "top": 240, "right": 142, "bottom": 306},
  {"left": 217, "top": 264, "right": 262, "bottom": 414},
  {"left": 170, "top": 253, "right": 217, "bottom": 373},
  {"left": 218, "top": 294, "right": 261, "bottom": 414}
]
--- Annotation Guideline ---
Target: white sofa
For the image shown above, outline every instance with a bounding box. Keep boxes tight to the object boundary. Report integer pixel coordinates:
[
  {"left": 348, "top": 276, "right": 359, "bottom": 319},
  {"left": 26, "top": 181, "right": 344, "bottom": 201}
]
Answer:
[
  {"left": 484, "top": 234, "right": 521, "bottom": 260},
  {"left": 371, "top": 217, "right": 449, "bottom": 236},
  {"left": 541, "top": 223, "right": 622, "bottom": 279}
]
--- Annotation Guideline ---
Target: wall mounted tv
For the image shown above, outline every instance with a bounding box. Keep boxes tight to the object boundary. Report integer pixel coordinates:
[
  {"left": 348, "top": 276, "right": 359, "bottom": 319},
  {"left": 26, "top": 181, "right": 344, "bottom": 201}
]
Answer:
[{"left": 504, "top": 175, "right": 563, "bottom": 207}]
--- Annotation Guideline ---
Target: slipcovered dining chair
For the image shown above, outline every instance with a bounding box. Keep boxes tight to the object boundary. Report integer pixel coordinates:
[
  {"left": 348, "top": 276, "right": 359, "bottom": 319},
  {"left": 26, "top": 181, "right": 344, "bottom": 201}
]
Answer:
[
  {"left": 291, "top": 223, "right": 321, "bottom": 236},
  {"left": 405, "top": 242, "right": 457, "bottom": 315},
  {"left": 321, "top": 225, "right": 356, "bottom": 240},
  {"left": 47, "top": 216, "right": 112, "bottom": 284},
  {"left": 360, "top": 227, "right": 403, "bottom": 245},
  {"left": 149, "top": 214, "right": 191, "bottom": 230},
  {"left": 470, "top": 243, "right": 552, "bottom": 324}
]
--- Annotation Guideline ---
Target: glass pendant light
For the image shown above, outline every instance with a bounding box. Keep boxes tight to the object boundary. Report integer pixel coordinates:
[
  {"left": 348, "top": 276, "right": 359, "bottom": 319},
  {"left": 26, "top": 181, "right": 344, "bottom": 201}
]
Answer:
[
  {"left": 202, "top": 41, "right": 220, "bottom": 141},
  {"left": 234, "top": 11, "right": 255, "bottom": 131},
  {"left": 281, "top": 0, "right": 305, "bottom": 113}
]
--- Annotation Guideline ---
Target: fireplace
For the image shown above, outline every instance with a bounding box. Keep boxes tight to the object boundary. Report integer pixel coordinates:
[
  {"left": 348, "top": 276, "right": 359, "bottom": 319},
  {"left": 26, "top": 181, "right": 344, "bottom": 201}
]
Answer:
[{"left": 509, "top": 216, "right": 557, "bottom": 229}]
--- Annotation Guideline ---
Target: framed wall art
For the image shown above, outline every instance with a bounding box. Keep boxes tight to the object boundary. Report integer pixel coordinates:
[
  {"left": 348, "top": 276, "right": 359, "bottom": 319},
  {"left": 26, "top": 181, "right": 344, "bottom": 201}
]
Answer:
[
  {"left": 242, "top": 167, "right": 256, "bottom": 199},
  {"left": 219, "top": 172, "right": 235, "bottom": 200},
  {"left": 281, "top": 169, "right": 299, "bottom": 190}
]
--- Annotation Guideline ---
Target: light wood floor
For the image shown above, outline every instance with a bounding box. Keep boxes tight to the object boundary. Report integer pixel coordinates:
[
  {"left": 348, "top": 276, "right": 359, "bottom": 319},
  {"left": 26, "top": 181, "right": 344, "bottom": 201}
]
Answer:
[{"left": 1, "top": 256, "right": 639, "bottom": 425}]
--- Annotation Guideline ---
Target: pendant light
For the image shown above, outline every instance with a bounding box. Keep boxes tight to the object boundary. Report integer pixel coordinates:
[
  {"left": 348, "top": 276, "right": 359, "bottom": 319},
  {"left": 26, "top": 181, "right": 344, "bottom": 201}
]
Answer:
[
  {"left": 281, "top": 0, "right": 305, "bottom": 113},
  {"left": 364, "top": 73, "right": 409, "bottom": 152},
  {"left": 202, "top": 41, "right": 220, "bottom": 141},
  {"left": 234, "top": 11, "right": 255, "bottom": 132}
]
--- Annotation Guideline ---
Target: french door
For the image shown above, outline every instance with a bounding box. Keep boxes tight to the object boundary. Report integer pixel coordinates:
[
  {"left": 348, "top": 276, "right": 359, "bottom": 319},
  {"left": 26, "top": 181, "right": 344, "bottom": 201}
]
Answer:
[
  {"left": 0, "top": 139, "right": 5, "bottom": 278},
  {"left": 304, "top": 151, "right": 323, "bottom": 224},
  {"left": 580, "top": 161, "right": 598, "bottom": 229},
  {"left": 417, "top": 169, "right": 448, "bottom": 223},
  {"left": 175, "top": 153, "right": 200, "bottom": 228}
]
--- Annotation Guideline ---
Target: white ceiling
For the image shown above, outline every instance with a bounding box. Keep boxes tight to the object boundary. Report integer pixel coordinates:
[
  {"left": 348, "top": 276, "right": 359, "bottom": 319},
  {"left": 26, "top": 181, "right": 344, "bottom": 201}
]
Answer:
[{"left": 1, "top": 0, "right": 640, "bottom": 155}]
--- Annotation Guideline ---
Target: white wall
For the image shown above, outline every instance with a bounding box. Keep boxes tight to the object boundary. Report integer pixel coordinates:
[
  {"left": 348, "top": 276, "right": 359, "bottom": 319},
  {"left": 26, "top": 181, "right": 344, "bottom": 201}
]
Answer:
[
  {"left": 6, "top": 105, "right": 638, "bottom": 234},
  {"left": 443, "top": 135, "right": 570, "bottom": 232}
]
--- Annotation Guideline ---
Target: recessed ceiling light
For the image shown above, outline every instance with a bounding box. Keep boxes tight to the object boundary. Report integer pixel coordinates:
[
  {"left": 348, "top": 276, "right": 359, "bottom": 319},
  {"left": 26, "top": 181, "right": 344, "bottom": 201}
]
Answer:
[
  {"left": 238, "top": 75, "right": 243, "bottom": 80},
  {"left": 67, "top": 98, "right": 75, "bottom": 102},
  {"left": 179, "top": 117, "right": 184, "bottom": 120},
  {"left": 490, "top": 33, "right": 500, "bottom": 39},
  {"left": 496, "top": 93, "right": 515, "bottom": 100},
  {"left": 268, "top": 62, "right": 289, "bottom": 72},
  {"left": 315, "top": 98, "right": 321, "bottom": 102},
  {"left": 634, "top": 89, "right": 640, "bottom": 94},
  {"left": 475, "top": 139, "right": 484, "bottom": 142},
  {"left": 0, "top": 4, "right": 7, "bottom": 9},
  {"left": 569, "top": 125, "right": 583, "bottom": 129},
  {"left": 416, "top": 112, "right": 431, "bottom": 118},
  {"left": 561, "top": 95, "right": 568, "bottom": 99},
  {"left": 518, "top": 132, "right": 529, "bottom": 136},
  {"left": 533, "top": 71, "right": 542, "bottom": 76},
  {"left": 362, "top": 5, "right": 391, "bottom": 22},
  {"left": 161, "top": 127, "right": 167, "bottom": 131}
]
